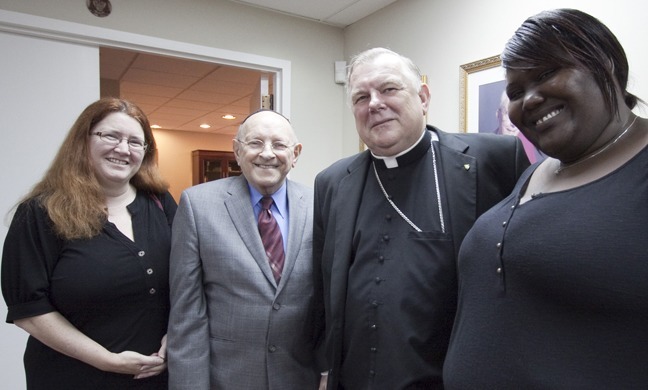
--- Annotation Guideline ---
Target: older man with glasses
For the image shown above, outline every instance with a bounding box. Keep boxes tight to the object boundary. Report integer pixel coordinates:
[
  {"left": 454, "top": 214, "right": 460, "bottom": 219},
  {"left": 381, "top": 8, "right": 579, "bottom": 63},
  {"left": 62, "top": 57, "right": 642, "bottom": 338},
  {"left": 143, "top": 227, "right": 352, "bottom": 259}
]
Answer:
[{"left": 167, "top": 109, "right": 321, "bottom": 390}]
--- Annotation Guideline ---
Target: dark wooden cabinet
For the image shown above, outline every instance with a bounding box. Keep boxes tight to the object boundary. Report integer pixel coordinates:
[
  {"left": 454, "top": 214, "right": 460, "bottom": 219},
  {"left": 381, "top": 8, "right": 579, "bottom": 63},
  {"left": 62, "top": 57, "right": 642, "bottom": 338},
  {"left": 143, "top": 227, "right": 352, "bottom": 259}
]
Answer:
[{"left": 192, "top": 150, "right": 241, "bottom": 185}]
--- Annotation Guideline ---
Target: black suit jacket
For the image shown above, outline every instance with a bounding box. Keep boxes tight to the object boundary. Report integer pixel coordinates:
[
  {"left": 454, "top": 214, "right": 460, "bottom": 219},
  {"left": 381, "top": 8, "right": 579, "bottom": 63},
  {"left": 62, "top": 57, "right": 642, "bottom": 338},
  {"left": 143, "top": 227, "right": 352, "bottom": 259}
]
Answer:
[{"left": 313, "top": 126, "right": 530, "bottom": 388}]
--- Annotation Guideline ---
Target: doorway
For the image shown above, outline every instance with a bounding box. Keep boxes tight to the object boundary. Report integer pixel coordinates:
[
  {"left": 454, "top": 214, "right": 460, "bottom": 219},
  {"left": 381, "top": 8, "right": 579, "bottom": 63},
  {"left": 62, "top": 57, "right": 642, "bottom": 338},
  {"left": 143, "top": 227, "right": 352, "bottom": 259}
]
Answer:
[{"left": 99, "top": 47, "right": 274, "bottom": 135}]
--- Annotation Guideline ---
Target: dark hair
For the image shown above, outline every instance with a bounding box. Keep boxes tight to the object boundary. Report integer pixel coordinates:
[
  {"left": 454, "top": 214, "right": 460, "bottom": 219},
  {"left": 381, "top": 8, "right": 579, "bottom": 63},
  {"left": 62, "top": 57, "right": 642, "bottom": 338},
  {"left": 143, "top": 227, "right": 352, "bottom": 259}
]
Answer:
[{"left": 501, "top": 8, "right": 640, "bottom": 117}]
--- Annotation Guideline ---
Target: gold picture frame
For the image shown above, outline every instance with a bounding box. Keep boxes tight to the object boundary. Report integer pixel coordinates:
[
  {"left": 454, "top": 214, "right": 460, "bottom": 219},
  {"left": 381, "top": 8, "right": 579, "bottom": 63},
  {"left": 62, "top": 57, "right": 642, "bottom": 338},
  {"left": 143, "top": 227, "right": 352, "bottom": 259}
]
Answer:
[{"left": 459, "top": 55, "right": 503, "bottom": 133}]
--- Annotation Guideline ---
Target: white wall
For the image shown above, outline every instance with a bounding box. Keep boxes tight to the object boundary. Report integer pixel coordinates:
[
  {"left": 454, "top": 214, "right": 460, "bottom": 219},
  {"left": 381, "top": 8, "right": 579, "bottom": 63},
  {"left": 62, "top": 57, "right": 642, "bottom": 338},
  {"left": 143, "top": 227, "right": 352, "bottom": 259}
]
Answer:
[
  {"left": 344, "top": 0, "right": 648, "bottom": 133},
  {"left": 0, "top": 31, "right": 100, "bottom": 390}
]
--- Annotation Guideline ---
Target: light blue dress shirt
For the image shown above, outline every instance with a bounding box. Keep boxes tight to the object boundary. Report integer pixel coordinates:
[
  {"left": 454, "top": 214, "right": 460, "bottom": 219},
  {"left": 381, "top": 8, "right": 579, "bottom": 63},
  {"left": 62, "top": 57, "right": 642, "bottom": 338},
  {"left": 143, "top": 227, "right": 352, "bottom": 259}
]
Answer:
[{"left": 248, "top": 182, "right": 289, "bottom": 252}]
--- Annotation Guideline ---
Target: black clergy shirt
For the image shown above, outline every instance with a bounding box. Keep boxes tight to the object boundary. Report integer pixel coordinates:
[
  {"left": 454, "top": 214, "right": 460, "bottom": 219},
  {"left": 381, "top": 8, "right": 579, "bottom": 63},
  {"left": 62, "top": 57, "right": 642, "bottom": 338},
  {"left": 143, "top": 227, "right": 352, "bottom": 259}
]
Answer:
[{"left": 340, "top": 129, "right": 457, "bottom": 389}]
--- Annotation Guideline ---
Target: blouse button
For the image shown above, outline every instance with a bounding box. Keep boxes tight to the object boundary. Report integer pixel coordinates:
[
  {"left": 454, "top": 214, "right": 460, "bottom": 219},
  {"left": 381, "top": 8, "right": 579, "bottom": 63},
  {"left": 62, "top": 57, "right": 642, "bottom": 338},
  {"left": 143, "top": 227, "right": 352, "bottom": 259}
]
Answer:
[
  {"left": 146, "top": 268, "right": 154, "bottom": 275},
  {"left": 385, "top": 214, "right": 392, "bottom": 221},
  {"left": 382, "top": 235, "right": 390, "bottom": 242},
  {"left": 138, "top": 251, "right": 145, "bottom": 257},
  {"left": 496, "top": 242, "right": 502, "bottom": 249},
  {"left": 370, "top": 347, "right": 377, "bottom": 353},
  {"left": 377, "top": 255, "right": 385, "bottom": 263},
  {"left": 497, "top": 267, "right": 502, "bottom": 274},
  {"left": 502, "top": 221, "right": 507, "bottom": 227},
  {"left": 149, "top": 288, "right": 156, "bottom": 295}
]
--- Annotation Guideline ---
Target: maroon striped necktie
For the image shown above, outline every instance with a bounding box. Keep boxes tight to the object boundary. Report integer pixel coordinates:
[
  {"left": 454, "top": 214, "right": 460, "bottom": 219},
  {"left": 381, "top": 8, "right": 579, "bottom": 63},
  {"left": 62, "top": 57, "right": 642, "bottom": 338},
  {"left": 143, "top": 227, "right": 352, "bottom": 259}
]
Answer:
[{"left": 258, "top": 196, "right": 285, "bottom": 283}]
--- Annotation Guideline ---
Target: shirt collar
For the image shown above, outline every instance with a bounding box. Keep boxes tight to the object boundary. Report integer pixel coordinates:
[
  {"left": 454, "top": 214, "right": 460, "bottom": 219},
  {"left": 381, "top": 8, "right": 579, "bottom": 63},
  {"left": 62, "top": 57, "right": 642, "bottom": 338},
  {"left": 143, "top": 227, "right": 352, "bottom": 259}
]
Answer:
[
  {"left": 371, "top": 128, "right": 437, "bottom": 169},
  {"left": 248, "top": 181, "right": 288, "bottom": 219}
]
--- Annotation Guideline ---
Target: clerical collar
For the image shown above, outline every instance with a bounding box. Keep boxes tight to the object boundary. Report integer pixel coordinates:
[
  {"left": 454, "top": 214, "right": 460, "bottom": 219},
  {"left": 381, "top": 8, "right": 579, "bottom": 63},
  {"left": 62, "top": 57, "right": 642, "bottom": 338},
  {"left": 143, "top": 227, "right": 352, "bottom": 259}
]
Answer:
[{"left": 371, "top": 128, "right": 437, "bottom": 169}]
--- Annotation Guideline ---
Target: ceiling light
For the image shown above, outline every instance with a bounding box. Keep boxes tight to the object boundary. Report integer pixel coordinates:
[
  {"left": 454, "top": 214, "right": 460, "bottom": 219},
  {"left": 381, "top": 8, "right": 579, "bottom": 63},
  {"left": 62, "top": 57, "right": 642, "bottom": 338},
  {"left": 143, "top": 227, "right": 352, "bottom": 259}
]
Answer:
[
  {"left": 222, "top": 114, "right": 236, "bottom": 120},
  {"left": 200, "top": 123, "right": 211, "bottom": 129}
]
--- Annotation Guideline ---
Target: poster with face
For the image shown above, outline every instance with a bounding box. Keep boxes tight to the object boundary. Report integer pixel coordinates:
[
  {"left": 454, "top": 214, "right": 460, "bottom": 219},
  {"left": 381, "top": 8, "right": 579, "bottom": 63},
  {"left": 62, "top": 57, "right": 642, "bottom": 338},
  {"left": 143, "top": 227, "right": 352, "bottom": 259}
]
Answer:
[{"left": 462, "top": 57, "right": 544, "bottom": 164}]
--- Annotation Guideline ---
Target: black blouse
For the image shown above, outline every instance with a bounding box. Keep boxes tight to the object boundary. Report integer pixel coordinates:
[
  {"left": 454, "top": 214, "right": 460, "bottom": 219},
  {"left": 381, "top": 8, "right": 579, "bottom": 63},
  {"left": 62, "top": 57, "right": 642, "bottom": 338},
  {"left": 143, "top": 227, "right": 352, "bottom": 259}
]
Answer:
[
  {"left": 444, "top": 147, "right": 648, "bottom": 389},
  {"left": 1, "top": 191, "right": 176, "bottom": 389}
]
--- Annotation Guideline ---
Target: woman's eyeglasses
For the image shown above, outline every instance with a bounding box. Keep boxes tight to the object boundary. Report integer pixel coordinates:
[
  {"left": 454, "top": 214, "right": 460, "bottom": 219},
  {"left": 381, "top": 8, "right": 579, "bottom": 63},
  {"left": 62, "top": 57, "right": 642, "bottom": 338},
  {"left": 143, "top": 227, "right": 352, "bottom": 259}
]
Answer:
[{"left": 92, "top": 132, "right": 148, "bottom": 151}]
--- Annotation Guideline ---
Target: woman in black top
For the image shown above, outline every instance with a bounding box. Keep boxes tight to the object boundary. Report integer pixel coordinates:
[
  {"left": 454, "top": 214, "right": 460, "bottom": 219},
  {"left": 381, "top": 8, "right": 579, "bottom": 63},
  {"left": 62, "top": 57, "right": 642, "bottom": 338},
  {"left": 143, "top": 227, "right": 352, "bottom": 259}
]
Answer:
[
  {"left": 2, "top": 98, "right": 176, "bottom": 389},
  {"left": 443, "top": 9, "right": 648, "bottom": 388}
]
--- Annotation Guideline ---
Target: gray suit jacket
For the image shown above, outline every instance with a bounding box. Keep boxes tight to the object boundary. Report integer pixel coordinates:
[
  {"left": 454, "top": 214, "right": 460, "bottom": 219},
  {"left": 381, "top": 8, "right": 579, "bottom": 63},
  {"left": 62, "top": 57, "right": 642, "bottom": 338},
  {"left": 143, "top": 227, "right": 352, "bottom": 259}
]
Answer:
[
  {"left": 168, "top": 175, "right": 319, "bottom": 390},
  {"left": 313, "top": 126, "right": 530, "bottom": 388}
]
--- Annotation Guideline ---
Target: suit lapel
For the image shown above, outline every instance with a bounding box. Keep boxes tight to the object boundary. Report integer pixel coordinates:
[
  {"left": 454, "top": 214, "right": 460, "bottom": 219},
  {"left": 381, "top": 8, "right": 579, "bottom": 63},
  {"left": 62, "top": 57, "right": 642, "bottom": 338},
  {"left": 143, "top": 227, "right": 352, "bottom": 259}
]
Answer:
[
  {"left": 330, "top": 151, "right": 371, "bottom": 315},
  {"left": 436, "top": 128, "right": 477, "bottom": 256},
  {"left": 224, "top": 176, "right": 277, "bottom": 286},
  {"left": 279, "top": 180, "right": 305, "bottom": 291}
]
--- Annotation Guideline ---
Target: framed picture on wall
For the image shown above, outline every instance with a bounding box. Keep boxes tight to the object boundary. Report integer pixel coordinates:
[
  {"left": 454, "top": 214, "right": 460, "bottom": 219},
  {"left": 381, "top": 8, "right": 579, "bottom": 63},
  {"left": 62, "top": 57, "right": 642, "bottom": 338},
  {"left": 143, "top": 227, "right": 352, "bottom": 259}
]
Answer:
[
  {"left": 459, "top": 55, "right": 544, "bottom": 163},
  {"left": 459, "top": 55, "right": 504, "bottom": 134}
]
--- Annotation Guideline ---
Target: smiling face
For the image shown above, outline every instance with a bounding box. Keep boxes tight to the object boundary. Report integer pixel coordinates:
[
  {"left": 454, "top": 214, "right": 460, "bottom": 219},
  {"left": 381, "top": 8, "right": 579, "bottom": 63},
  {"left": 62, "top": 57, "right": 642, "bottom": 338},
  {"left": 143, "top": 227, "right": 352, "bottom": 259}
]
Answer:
[
  {"left": 505, "top": 66, "right": 616, "bottom": 162},
  {"left": 88, "top": 112, "right": 146, "bottom": 190},
  {"left": 233, "top": 111, "right": 301, "bottom": 195},
  {"left": 348, "top": 53, "right": 430, "bottom": 156}
]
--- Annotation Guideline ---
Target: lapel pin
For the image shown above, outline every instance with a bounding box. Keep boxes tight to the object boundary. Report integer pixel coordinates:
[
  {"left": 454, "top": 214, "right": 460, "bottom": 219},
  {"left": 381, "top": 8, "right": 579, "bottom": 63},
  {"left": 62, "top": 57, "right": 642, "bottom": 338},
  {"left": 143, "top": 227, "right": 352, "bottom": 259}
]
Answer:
[{"left": 463, "top": 164, "right": 471, "bottom": 171}]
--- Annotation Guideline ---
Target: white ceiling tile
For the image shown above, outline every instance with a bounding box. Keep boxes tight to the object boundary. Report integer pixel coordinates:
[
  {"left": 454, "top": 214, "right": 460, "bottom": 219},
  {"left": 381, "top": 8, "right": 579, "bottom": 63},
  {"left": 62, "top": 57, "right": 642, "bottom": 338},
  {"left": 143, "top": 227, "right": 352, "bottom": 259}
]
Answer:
[
  {"left": 325, "top": 0, "right": 399, "bottom": 26},
  {"left": 121, "top": 69, "right": 200, "bottom": 89},
  {"left": 131, "top": 53, "right": 217, "bottom": 78},
  {"left": 119, "top": 92, "right": 172, "bottom": 106}
]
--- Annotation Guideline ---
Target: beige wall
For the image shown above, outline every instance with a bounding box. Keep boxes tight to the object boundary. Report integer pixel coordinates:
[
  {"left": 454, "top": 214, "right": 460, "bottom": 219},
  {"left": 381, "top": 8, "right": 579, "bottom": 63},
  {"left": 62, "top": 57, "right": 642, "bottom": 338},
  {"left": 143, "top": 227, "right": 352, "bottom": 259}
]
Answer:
[{"left": 153, "top": 129, "right": 234, "bottom": 201}]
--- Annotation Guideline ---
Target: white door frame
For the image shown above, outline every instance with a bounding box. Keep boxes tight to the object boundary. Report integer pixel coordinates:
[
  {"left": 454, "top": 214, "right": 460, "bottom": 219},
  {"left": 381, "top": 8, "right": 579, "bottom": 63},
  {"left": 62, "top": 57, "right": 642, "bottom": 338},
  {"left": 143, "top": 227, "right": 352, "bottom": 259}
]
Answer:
[{"left": 0, "top": 9, "right": 291, "bottom": 117}]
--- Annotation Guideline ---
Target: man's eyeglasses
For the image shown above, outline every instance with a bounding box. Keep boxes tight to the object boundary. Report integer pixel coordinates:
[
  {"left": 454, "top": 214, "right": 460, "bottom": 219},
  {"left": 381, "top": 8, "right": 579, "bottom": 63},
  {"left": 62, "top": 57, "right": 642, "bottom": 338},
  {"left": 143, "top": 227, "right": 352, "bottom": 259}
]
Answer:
[
  {"left": 236, "top": 139, "right": 294, "bottom": 153},
  {"left": 93, "top": 132, "right": 148, "bottom": 152}
]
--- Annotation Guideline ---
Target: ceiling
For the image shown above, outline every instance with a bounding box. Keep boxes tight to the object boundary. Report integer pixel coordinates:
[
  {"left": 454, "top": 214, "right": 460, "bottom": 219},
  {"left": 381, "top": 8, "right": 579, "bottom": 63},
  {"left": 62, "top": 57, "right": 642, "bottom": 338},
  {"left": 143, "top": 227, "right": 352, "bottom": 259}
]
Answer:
[
  {"left": 227, "top": 0, "right": 399, "bottom": 28},
  {"left": 100, "top": 47, "right": 271, "bottom": 135},
  {"left": 99, "top": 0, "right": 398, "bottom": 135}
]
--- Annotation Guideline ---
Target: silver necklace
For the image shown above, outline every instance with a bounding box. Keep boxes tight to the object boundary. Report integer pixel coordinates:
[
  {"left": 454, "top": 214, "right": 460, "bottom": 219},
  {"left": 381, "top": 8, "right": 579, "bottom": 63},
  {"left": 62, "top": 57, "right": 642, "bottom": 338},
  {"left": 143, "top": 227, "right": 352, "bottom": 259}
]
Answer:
[
  {"left": 372, "top": 139, "right": 445, "bottom": 233},
  {"left": 555, "top": 115, "right": 638, "bottom": 174}
]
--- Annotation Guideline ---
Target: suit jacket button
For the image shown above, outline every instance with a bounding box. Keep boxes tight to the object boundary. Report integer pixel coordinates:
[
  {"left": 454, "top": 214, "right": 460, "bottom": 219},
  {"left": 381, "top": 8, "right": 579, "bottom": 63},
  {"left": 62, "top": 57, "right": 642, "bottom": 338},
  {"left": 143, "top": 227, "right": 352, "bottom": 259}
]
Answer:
[
  {"left": 273, "top": 303, "right": 281, "bottom": 310},
  {"left": 268, "top": 345, "right": 277, "bottom": 352}
]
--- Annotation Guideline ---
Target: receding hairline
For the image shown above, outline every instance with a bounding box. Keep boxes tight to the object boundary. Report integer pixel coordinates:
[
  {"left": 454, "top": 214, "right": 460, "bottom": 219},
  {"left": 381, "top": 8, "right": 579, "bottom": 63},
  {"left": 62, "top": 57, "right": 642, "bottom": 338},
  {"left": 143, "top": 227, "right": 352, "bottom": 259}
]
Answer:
[
  {"left": 346, "top": 48, "right": 423, "bottom": 99},
  {"left": 236, "top": 109, "right": 297, "bottom": 142}
]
